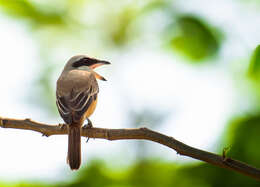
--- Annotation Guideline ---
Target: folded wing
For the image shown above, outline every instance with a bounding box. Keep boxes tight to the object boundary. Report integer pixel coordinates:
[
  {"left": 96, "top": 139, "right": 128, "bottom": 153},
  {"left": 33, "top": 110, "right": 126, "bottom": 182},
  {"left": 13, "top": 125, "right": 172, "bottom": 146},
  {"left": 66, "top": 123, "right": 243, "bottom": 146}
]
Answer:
[{"left": 56, "top": 86, "right": 98, "bottom": 124}]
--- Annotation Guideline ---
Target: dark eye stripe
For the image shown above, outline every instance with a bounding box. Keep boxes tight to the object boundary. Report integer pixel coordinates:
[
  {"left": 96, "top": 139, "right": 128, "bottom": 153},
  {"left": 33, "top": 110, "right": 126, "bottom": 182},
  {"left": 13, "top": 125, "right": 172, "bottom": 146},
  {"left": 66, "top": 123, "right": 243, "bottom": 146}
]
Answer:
[{"left": 72, "top": 57, "right": 98, "bottom": 67}]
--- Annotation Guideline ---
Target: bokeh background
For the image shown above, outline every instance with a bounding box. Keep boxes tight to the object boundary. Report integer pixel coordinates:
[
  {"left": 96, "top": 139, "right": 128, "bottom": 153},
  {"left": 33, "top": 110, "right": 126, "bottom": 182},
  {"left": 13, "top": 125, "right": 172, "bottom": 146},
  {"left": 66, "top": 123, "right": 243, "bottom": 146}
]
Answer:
[{"left": 0, "top": 0, "right": 260, "bottom": 186}]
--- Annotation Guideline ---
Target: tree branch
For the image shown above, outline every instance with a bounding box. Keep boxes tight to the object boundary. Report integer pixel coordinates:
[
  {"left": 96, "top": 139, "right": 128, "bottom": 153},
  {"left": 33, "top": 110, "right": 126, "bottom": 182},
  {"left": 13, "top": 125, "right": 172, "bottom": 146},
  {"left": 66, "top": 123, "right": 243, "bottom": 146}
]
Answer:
[{"left": 0, "top": 117, "right": 260, "bottom": 180}]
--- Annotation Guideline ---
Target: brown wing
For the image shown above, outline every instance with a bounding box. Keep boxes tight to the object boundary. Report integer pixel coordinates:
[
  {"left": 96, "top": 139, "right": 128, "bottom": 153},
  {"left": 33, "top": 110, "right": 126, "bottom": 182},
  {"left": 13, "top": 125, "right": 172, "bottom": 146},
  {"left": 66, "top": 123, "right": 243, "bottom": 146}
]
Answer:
[{"left": 56, "top": 84, "right": 98, "bottom": 124}]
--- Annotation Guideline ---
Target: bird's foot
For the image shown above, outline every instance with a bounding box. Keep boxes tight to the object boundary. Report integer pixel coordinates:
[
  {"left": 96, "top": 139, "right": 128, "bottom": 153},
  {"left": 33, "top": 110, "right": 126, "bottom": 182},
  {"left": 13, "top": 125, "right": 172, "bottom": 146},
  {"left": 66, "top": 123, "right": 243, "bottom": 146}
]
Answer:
[
  {"left": 42, "top": 132, "right": 49, "bottom": 137},
  {"left": 83, "top": 118, "right": 93, "bottom": 143},
  {"left": 83, "top": 118, "right": 93, "bottom": 129},
  {"left": 58, "top": 123, "right": 67, "bottom": 130}
]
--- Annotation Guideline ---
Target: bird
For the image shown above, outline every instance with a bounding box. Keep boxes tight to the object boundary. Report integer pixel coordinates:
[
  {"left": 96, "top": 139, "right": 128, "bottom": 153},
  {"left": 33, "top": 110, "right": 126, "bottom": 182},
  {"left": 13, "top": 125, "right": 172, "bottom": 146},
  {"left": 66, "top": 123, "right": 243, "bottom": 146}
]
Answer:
[{"left": 56, "top": 55, "right": 110, "bottom": 170}]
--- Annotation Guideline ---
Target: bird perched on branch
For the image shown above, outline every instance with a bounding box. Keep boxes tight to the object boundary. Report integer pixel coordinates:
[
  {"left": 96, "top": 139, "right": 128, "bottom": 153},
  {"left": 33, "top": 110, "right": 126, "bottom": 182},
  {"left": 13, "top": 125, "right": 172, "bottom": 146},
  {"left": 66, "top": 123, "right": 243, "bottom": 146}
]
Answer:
[{"left": 56, "top": 55, "right": 110, "bottom": 170}]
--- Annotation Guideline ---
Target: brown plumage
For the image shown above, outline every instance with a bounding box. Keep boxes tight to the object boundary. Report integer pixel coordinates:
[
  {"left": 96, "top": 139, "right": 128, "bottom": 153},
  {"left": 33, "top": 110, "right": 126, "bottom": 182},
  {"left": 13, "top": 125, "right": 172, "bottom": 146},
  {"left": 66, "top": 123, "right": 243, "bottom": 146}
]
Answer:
[{"left": 56, "top": 55, "right": 110, "bottom": 170}]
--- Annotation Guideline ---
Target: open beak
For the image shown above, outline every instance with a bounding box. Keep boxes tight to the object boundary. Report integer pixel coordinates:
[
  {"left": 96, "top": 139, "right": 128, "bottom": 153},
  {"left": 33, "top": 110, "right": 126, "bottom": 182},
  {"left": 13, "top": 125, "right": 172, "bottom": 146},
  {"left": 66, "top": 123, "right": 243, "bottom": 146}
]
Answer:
[
  {"left": 91, "top": 60, "right": 110, "bottom": 81},
  {"left": 89, "top": 60, "right": 111, "bottom": 70}
]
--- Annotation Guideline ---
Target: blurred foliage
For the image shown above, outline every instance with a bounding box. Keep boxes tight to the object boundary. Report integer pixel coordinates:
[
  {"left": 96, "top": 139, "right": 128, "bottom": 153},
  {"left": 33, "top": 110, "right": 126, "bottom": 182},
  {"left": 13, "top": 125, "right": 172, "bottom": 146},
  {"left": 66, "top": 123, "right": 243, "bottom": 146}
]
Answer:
[
  {"left": 248, "top": 45, "right": 260, "bottom": 79},
  {"left": 3, "top": 161, "right": 259, "bottom": 187},
  {"left": 0, "top": 0, "right": 67, "bottom": 28},
  {"left": 108, "top": 6, "right": 139, "bottom": 46},
  {"left": 168, "top": 15, "right": 221, "bottom": 62},
  {"left": 224, "top": 115, "right": 260, "bottom": 169},
  {"left": 0, "top": 182, "right": 55, "bottom": 187}
]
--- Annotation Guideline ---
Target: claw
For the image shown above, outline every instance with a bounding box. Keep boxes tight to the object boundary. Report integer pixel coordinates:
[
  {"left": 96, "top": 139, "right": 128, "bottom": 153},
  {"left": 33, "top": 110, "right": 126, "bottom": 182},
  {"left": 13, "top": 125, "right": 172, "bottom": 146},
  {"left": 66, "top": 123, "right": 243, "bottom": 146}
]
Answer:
[
  {"left": 87, "top": 118, "right": 93, "bottom": 128},
  {"left": 42, "top": 132, "right": 49, "bottom": 137},
  {"left": 83, "top": 118, "right": 93, "bottom": 129},
  {"left": 83, "top": 118, "right": 93, "bottom": 143},
  {"left": 58, "top": 123, "right": 67, "bottom": 130}
]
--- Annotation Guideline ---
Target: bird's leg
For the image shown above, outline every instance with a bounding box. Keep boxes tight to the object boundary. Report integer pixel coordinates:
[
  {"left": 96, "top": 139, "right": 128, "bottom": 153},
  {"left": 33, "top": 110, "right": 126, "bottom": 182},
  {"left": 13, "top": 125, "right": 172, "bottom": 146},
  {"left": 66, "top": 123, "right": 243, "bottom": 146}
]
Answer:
[
  {"left": 58, "top": 123, "right": 67, "bottom": 130},
  {"left": 87, "top": 118, "right": 93, "bottom": 128},
  {"left": 83, "top": 118, "right": 93, "bottom": 143},
  {"left": 83, "top": 118, "right": 93, "bottom": 129}
]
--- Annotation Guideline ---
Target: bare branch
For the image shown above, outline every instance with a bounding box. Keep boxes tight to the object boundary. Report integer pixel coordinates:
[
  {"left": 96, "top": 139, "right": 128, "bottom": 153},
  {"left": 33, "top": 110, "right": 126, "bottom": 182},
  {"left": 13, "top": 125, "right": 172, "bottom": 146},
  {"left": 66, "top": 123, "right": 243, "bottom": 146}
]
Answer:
[{"left": 1, "top": 116, "right": 260, "bottom": 180}]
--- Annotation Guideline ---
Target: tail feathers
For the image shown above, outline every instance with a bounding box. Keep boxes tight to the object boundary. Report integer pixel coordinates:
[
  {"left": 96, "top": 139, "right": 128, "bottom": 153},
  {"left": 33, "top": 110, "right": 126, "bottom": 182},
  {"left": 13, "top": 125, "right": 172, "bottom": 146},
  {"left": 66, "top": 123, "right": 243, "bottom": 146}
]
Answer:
[{"left": 68, "top": 125, "right": 81, "bottom": 170}]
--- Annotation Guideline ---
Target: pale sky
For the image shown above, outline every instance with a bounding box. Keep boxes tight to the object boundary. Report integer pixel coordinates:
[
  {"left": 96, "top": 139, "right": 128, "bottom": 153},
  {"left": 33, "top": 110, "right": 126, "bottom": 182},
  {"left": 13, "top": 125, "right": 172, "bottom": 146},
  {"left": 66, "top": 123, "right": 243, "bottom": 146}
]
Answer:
[{"left": 0, "top": 0, "right": 259, "bottom": 182}]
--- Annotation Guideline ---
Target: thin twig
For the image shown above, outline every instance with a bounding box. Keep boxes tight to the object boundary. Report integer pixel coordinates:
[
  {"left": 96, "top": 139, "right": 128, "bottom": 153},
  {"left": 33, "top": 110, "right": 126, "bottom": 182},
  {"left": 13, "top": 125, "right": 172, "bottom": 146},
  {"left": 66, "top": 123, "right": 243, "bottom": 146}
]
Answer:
[{"left": 0, "top": 116, "right": 260, "bottom": 180}]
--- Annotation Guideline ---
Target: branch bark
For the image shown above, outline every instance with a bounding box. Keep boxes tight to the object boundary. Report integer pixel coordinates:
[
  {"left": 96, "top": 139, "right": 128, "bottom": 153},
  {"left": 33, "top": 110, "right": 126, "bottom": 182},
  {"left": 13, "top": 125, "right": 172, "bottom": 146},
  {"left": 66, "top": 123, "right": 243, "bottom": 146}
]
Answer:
[{"left": 1, "top": 116, "right": 260, "bottom": 180}]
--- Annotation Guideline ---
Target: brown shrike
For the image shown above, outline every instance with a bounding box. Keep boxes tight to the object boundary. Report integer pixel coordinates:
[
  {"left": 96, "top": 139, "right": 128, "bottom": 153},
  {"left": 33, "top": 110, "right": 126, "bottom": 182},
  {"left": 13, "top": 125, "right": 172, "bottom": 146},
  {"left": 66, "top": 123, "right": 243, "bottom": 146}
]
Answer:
[{"left": 56, "top": 55, "right": 110, "bottom": 170}]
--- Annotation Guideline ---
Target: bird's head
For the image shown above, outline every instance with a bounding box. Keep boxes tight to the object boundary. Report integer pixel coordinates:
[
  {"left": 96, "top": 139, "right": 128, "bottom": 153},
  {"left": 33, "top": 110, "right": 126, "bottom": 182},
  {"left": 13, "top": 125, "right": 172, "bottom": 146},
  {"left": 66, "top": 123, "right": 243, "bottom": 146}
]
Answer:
[{"left": 65, "top": 55, "right": 110, "bottom": 81}]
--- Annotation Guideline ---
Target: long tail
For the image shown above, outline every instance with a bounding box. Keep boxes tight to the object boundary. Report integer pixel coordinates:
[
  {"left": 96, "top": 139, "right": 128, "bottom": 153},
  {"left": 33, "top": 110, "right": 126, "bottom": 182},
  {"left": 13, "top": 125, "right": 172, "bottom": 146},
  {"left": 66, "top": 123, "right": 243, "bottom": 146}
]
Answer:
[{"left": 68, "top": 125, "right": 81, "bottom": 170}]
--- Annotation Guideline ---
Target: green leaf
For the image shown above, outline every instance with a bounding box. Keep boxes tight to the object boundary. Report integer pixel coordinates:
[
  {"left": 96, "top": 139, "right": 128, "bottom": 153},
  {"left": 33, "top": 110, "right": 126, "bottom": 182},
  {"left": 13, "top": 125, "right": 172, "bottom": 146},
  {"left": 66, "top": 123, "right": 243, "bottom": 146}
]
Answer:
[
  {"left": 109, "top": 7, "right": 139, "bottom": 46},
  {"left": 0, "top": 0, "right": 66, "bottom": 27},
  {"left": 169, "top": 15, "right": 221, "bottom": 62},
  {"left": 248, "top": 45, "right": 260, "bottom": 78}
]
